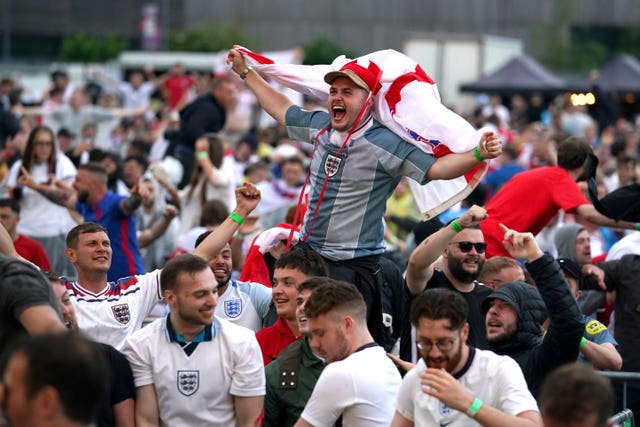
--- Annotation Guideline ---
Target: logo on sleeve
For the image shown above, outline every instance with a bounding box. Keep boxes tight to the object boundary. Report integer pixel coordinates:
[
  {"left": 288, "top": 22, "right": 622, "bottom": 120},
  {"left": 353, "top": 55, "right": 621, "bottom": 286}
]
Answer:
[
  {"left": 177, "top": 370, "right": 199, "bottom": 396},
  {"left": 111, "top": 303, "right": 131, "bottom": 324},
  {"left": 585, "top": 319, "right": 607, "bottom": 335},
  {"left": 224, "top": 299, "right": 242, "bottom": 318}
]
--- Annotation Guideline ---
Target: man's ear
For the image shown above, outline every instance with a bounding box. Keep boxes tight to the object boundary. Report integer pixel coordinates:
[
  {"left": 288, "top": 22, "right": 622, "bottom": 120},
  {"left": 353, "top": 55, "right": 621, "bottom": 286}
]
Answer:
[
  {"left": 163, "top": 289, "right": 176, "bottom": 305},
  {"left": 34, "top": 385, "right": 61, "bottom": 417},
  {"left": 65, "top": 248, "right": 76, "bottom": 263}
]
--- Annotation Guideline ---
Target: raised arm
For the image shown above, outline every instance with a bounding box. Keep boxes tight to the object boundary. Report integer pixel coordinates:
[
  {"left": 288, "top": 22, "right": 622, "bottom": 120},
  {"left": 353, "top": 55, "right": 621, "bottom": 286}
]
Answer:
[
  {"left": 17, "top": 165, "right": 77, "bottom": 210},
  {"left": 227, "top": 46, "right": 293, "bottom": 126},
  {"left": 426, "top": 132, "right": 502, "bottom": 180},
  {"left": 120, "top": 183, "right": 150, "bottom": 216},
  {"left": 405, "top": 206, "right": 487, "bottom": 295},
  {"left": 191, "top": 182, "right": 261, "bottom": 261},
  {"left": 137, "top": 205, "right": 179, "bottom": 248},
  {"left": 575, "top": 203, "right": 640, "bottom": 231}
]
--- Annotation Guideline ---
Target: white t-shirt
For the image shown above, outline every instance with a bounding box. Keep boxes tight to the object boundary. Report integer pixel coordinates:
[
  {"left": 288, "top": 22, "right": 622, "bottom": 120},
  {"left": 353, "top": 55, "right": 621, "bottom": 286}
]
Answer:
[
  {"left": 301, "top": 344, "right": 401, "bottom": 427},
  {"left": 7, "top": 156, "right": 77, "bottom": 237},
  {"left": 215, "top": 280, "right": 272, "bottom": 332},
  {"left": 122, "top": 316, "right": 265, "bottom": 427},
  {"left": 395, "top": 348, "right": 539, "bottom": 426},
  {"left": 63, "top": 270, "right": 162, "bottom": 350}
]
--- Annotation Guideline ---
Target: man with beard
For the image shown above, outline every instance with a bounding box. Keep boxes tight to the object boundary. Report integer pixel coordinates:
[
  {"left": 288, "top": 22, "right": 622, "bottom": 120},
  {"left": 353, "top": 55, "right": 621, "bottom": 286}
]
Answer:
[
  {"left": 391, "top": 288, "right": 541, "bottom": 427},
  {"left": 19, "top": 161, "right": 146, "bottom": 281},
  {"left": 405, "top": 205, "right": 492, "bottom": 352},
  {"left": 293, "top": 278, "right": 401, "bottom": 427},
  {"left": 227, "top": 47, "right": 502, "bottom": 346},
  {"left": 122, "top": 254, "right": 265, "bottom": 427},
  {"left": 482, "top": 224, "right": 584, "bottom": 397},
  {"left": 194, "top": 230, "right": 272, "bottom": 332}
]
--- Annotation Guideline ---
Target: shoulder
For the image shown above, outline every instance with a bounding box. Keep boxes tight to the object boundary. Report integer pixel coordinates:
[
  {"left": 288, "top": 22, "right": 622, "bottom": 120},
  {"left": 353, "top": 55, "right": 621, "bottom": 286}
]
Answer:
[{"left": 217, "top": 316, "right": 256, "bottom": 340}]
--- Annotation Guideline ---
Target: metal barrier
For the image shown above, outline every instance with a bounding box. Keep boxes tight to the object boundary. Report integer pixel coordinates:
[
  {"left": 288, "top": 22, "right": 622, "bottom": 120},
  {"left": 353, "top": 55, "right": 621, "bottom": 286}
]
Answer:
[
  {"left": 600, "top": 371, "right": 640, "bottom": 427},
  {"left": 609, "top": 409, "right": 634, "bottom": 426}
]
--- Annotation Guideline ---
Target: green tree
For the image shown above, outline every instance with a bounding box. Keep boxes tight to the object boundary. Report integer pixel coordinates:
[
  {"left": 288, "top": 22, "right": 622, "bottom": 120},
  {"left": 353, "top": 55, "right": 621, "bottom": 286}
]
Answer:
[
  {"left": 59, "top": 33, "right": 129, "bottom": 62},
  {"left": 168, "top": 22, "right": 256, "bottom": 52},
  {"left": 302, "top": 37, "right": 358, "bottom": 65}
]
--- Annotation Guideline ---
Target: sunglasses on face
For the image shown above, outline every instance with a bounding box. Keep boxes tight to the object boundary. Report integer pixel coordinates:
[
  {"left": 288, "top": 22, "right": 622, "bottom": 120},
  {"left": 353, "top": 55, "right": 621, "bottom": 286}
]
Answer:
[{"left": 449, "top": 241, "right": 487, "bottom": 253}]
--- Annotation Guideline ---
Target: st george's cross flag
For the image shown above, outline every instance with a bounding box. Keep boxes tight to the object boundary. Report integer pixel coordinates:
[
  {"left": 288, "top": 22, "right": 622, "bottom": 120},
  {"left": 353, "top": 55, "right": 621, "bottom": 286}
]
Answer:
[{"left": 234, "top": 47, "right": 490, "bottom": 219}]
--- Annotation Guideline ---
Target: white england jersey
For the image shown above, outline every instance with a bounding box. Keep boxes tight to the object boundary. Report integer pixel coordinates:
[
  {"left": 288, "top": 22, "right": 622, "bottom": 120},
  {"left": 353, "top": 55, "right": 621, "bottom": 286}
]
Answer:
[
  {"left": 122, "top": 316, "right": 265, "bottom": 427},
  {"left": 301, "top": 344, "right": 401, "bottom": 427},
  {"left": 395, "top": 348, "right": 539, "bottom": 426},
  {"left": 215, "top": 279, "right": 272, "bottom": 332},
  {"left": 63, "top": 270, "right": 162, "bottom": 350}
]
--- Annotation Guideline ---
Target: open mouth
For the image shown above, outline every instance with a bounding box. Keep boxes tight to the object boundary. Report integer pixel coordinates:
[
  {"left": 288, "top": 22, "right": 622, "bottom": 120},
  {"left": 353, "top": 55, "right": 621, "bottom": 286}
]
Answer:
[{"left": 332, "top": 105, "right": 346, "bottom": 121}]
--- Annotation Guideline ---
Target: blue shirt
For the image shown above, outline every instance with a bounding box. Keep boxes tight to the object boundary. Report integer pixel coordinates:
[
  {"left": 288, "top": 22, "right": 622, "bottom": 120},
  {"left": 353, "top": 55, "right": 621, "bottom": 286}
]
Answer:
[{"left": 77, "top": 190, "right": 144, "bottom": 281}]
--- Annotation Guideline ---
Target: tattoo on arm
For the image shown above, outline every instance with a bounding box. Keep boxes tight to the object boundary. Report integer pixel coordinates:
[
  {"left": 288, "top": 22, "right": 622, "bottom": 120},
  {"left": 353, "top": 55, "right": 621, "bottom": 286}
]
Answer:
[
  {"left": 42, "top": 188, "right": 72, "bottom": 207},
  {"left": 121, "top": 194, "right": 142, "bottom": 213}
]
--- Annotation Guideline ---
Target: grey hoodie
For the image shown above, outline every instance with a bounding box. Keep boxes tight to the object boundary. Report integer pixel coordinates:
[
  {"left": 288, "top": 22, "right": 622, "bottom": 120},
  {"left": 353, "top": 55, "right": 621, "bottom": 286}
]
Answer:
[{"left": 554, "top": 223, "right": 584, "bottom": 261}]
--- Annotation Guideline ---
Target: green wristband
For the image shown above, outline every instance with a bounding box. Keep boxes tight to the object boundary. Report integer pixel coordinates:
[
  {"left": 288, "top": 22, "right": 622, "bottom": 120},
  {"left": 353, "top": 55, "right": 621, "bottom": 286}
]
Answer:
[
  {"left": 635, "top": 223, "right": 640, "bottom": 231},
  {"left": 579, "top": 336, "right": 587, "bottom": 349},
  {"left": 229, "top": 212, "right": 244, "bottom": 225},
  {"left": 473, "top": 146, "right": 485, "bottom": 162},
  {"left": 197, "top": 151, "right": 208, "bottom": 159},
  {"left": 450, "top": 219, "right": 463, "bottom": 233},
  {"left": 466, "top": 397, "right": 483, "bottom": 417}
]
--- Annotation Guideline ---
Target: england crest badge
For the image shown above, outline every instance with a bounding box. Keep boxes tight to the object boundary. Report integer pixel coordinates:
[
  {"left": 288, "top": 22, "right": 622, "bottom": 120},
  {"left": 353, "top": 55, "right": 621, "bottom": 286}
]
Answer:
[
  {"left": 177, "top": 370, "right": 199, "bottom": 396},
  {"left": 224, "top": 299, "right": 242, "bottom": 318},
  {"left": 324, "top": 154, "right": 342, "bottom": 177},
  {"left": 111, "top": 303, "right": 130, "bottom": 324}
]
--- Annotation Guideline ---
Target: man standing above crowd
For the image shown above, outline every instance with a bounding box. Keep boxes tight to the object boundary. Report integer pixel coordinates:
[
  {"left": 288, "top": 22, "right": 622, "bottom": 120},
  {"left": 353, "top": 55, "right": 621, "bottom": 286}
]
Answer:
[
  {"left": 227, "top": 47, "right": 502, "bottom": 345},
  {"left": 406, "top": 205, "right": 492, "bottom": 350},
  {"left": 293, "top": 278, "right": 401, "bottom": 427},
  {"left": 122, "top": 254, "right": 264, "bottom": 427},
  {"left": 480, "top": 136, "right": 640, "bottom": 258},
  {"left": 482, "top": 224, "right": 584, "bottom": 396},
  {"left": 391, "top": 288, "right": 541, "bottom": 427}
]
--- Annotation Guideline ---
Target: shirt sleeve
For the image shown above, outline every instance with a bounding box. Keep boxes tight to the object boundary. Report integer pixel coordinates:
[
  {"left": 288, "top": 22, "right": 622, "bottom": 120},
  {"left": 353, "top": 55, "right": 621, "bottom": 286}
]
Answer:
[
  {"left": 300, "top": 364, "right": 355, "bottom": 427},
  {"left": 585, "top": 318, "right": 618, "bottom": 346},
  {"left": 494, "top": 356, "right": 540, "bottom": 416},
  {"left": 121, "top": 332, "right": 154, "bottom": 388},
  {"left": 394, "top": 367, "right": 418, "bottom": 421},
  {"left": 249, "top": 282, "right": 273, "bottom": 320},
  {"left": 230, "top": 328, "right": 266, "bottom": 397}
]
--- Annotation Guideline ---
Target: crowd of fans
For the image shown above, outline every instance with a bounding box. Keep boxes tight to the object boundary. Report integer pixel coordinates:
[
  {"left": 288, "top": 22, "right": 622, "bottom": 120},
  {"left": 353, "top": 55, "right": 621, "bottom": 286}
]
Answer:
[{"left": 0, "top": 52, "right": 638, "bottom": 427}]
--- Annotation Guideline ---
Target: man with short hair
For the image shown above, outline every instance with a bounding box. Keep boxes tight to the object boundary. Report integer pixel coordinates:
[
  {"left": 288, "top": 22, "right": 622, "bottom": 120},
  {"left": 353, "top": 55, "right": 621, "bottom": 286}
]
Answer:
[
  {"left": 391, "top": 288, "right": 541, "bottom": 427},
  {"left": 122, "top": 253, "right": 265, "bottom": 427},
  {"left": 482, "top": 224, "right": 584, "bottom": 397},
  {"left": 0, "top": 198, "right": 51, "bottom": 271},
  {"left": 406, "top": 205, "right": 492, "bottom": 351},
  {"left": 257, "top": 247, "right": 328, "bottom": 365},
  {"left": 538, "top": 363, "right": 615, "bottom": 427},
  {"left": 194, "top": 230, "right": 272, "bottom": 332},
  {"left": 19, "top": 161, "right": 146, "bottom": 281},
  {"left": 0, "top": 333, "right": 109, "bottom": 427},
  {"left": 264, "top": 277, "right": 327, "bottom": 427},
  {"left": 480, "top": 136, "right": 640, "bottom": 258},
  {"left": 478, "top": 256, "right": 526, "bottom": 289},
  {"left": 16, "top": 184, "right": 260, "bottom": 350},
  {"left": 293, "top": 278, "right": 401, "bottom": 427}
]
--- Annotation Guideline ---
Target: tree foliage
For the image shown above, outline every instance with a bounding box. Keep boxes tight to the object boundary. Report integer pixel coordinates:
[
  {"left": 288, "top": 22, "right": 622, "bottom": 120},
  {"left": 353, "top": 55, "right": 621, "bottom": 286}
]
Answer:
[
  {"left": 59, "top": 33, "right": 129, "bottom": 62},
  {"left": 168, "top": 22, "right": 257, "bottom": 52},
  {"left": 302, "top": 37, "right": 358, "bottom": 65}
]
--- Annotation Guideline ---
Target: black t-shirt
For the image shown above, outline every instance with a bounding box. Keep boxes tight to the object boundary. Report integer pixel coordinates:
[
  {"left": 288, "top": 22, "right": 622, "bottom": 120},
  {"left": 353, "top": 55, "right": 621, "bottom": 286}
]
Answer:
[
  {"left": 400, "top": 270, "right": 492, "bottom": 362},
  {"left": 0, "top": 254, "right": 62, "bottom": 352},
  {"left": 97, "top": 343, "right": 136, "bottom": 427}
]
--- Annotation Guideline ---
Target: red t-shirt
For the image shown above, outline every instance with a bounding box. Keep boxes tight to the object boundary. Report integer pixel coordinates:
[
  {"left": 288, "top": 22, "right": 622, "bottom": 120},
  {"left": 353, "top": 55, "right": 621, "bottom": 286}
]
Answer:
[
  {"left": 14, "top": 234, "right": 51, "bottom": 271},
  {"left": 163, "top": 75, "right": 195, "bottom": 109},
  {"left": 256, "top": 317, "right": 299, "bottom": 366},
  {"left": 480, "top": 166, "right": 590, "bottom": 257}
]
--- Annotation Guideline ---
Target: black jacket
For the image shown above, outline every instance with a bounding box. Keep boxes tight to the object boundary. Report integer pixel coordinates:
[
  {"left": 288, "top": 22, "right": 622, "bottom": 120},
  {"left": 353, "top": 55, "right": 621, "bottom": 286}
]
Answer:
[
  {"left": 483, "top": 253, "right": 584, "bottom": 396},
  {"left": 177, "top": 93, "right": 226, "bottom": 151}
]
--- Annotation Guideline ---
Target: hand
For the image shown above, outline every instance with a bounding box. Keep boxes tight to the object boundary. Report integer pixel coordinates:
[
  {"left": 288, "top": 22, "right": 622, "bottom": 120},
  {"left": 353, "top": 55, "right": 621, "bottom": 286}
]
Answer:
[
  {"left": 129, "top": 182, "right": 150, "bottom": 200},
  {"left": 233, "top": 182, "right": 261, "bottom": 217},
  {"left": 420, "top": 368, "right": 473, "bottom": 412},
  {"left": 478, "top": 131, "right": 502, "bottom": 160},
  {"left": 162, "top": 204, "right": 179, "bottom": 220},
  {"left": 17, "top": 166, "right": 37, "bottom": 189},
  {"left": 226, "top": 46, "right": 248, "bottom": 75},
  {"left": 582, "top": 264, "right": 606, "bottom": 290},
  {"left": 499, "top": 223, "right": 544, "bottom": 263},
  {"left": 387, "top": 353, "right": 415, "bottom": 374},
  {"left": 457, "top": 205, "right": 487, "bottom": 228}
]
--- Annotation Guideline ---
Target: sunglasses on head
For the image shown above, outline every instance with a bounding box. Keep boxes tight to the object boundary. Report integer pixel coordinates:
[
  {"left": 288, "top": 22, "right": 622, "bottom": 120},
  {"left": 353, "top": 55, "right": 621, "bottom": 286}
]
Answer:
[{"left": 449, "top": 241, "right": 487, "bottom": 253}]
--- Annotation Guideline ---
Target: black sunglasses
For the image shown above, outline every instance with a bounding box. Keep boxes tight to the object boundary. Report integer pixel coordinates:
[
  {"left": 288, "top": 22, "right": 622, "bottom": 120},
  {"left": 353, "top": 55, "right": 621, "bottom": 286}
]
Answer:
[{"left": 449, "top": 241, "right": 487, "bottom": 253}]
